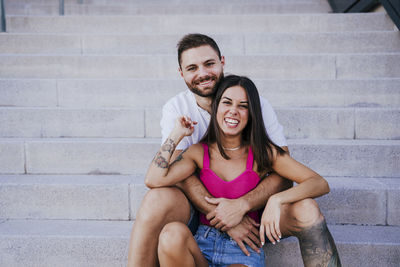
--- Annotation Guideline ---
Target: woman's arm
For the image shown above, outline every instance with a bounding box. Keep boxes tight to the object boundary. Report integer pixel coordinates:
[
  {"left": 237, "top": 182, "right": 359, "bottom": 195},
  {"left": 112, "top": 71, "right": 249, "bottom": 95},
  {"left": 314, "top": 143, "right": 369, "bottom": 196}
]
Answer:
[
  {"left": 260, "top": 148, "right": 330, "bottom": 245},
  {"left": 145, "top": 116, "right": 198, "bottom": 188},
  {"left": 271, "top": 151, "right": 330, "bottom": 203}
]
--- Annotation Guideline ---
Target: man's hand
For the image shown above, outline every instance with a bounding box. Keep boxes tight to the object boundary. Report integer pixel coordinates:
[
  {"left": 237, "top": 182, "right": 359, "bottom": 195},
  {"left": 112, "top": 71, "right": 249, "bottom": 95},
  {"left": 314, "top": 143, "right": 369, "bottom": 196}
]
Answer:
[
  {"left": 226, "top": 216, "right": 262, "bottom": 256},
  {"left": 205, "top": 197, "right": 249, "bottom": 231}
]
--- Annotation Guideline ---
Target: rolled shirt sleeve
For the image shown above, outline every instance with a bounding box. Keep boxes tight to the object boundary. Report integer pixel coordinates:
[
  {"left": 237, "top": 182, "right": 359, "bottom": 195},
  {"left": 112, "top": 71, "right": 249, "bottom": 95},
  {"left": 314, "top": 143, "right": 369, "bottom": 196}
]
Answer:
[{"left": 260, "top": 97, "right": 287, "bottom": 147}]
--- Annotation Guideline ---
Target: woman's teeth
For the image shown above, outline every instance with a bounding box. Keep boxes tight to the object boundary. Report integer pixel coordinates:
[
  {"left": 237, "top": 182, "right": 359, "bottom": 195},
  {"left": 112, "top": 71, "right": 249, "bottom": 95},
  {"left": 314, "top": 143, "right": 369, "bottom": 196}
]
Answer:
[{"left": 225, "top": 118, "right": 239, "bottom": 126}]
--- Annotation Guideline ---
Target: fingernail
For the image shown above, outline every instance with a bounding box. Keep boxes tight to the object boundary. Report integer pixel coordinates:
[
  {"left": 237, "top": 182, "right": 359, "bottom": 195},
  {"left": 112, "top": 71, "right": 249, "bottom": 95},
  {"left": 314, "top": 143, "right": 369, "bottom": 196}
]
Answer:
[
  {"left": 279, "top": 235, "right": 282, "bottom": 238},
  {"left": 272, "top": 242, "right": 276, "bottom": 245},
  {"left": 261, "top": 242, "right": 264, "bottom": 246},
  {"left": 277, "top": 239, "right": 280, "bottom": 243}
]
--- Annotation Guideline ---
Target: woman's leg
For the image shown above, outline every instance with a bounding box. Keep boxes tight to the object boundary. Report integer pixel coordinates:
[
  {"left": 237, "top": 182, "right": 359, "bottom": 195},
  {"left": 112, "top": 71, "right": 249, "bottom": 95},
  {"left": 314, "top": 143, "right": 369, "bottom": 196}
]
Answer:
[
  {"left": 278, "top": 198, "right": 341, "bottom": 267},
  {"left": 127, "top": 187, "right": 192, "bottom": 267},
  {"left": 158, "top": 222, "right": 208, "bottom": 267}
]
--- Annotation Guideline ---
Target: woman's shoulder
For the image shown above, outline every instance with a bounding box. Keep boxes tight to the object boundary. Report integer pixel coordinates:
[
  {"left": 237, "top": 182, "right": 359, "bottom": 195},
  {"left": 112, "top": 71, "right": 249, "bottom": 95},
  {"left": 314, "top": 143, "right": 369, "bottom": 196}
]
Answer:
[{"left": 183, "top": 143, "right": 204, "bottom": 159}]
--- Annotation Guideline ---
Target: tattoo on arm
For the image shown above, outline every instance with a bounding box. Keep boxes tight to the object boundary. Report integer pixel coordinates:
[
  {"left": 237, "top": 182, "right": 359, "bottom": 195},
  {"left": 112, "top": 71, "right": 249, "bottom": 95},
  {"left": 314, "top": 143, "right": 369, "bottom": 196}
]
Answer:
[
  {"left": 152, "top": 138, "right": 178, "bottom": 169},
  {"left": 170, "top": 148, "right": 188, "bottom": 166},
  {"left": 153, "top": 152, "right": 169, "bottom": 169},
  {"left": 161, "top": 138, "right": 176, "bottom": 154}
]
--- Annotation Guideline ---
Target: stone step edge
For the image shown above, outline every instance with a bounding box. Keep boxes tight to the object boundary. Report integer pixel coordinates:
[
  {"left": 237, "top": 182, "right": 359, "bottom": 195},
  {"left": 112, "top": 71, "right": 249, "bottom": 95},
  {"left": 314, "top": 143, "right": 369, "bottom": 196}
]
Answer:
[{"left": 0, "top": 219, "right": 399, "bottom": 245}]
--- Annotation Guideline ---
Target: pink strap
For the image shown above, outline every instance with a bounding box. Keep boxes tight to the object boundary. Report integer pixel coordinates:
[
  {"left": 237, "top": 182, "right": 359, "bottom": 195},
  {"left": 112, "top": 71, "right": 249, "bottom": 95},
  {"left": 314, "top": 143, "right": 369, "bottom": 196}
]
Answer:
[
  {"left": 246, "top": 146, "right": 254, "bottom": 170},
  {"left": 201, "top": 143, "right": 210, "bottom": 169}
]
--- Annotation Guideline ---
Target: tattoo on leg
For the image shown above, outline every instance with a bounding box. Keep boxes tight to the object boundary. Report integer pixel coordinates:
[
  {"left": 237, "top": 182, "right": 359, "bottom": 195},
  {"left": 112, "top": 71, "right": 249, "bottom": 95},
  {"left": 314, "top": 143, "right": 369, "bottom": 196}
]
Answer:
[
  {"left": 296, "top": 219, "right": 341, "bottom": 267},
  {"left": 154, "top": 152, "right": 169, "bottom": 169},
  {"left": 161, "top": 138, "right": 176, "bottom": 154}
]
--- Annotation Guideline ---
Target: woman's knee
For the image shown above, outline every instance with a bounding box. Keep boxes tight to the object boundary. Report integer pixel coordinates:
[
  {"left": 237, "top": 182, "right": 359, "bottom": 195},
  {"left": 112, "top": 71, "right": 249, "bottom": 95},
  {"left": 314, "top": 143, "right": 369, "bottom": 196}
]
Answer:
[
  {"left": 291, "top": 198, "right": 323, "bottom": 227},
  {"left": 158, "top": 222, "right": 192, "bottom": 253}
]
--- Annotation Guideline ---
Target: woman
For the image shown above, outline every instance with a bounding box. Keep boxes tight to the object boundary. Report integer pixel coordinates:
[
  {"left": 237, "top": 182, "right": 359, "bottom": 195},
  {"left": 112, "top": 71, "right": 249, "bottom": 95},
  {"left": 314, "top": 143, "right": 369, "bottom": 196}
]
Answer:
[{"left": 145, "top": 75, "right": 333, "bottom": 267}]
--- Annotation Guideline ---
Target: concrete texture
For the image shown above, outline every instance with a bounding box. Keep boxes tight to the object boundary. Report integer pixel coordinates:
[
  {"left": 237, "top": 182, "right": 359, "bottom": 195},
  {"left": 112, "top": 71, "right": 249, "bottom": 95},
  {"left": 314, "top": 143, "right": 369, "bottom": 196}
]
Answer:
[
  {"left": 0, "top": 141, "right": 25, "bottom": 174},
  {"left": 4, "top": 3, "right": 331, "bottom": 16},
  {"left": 288, "top": 139, "right": 400, "bottom": 178},
  {"left": 6, "top": 13, "right": 394, "bottom": 34},
  {"left": 0, "top": 79, "right": 57, "bottom": 107},
  {"left": 3, "top": 32, "right": 400, "bottom": 55},
  {"left": 0, "top": 108, "right": 145, "bottom": 138},
  {"left": 355, "top": 108, "right": 400, "bottom": 139},
  {"left": 0, "top": 175, "right": 132, "bottom": 220}
]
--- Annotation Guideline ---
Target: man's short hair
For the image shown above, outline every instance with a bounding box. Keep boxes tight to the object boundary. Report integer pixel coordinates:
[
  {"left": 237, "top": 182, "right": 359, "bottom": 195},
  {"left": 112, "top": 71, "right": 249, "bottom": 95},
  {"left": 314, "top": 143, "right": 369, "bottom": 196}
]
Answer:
[{"left": 177, "top": 33, "right": 222, "bottom": 68}]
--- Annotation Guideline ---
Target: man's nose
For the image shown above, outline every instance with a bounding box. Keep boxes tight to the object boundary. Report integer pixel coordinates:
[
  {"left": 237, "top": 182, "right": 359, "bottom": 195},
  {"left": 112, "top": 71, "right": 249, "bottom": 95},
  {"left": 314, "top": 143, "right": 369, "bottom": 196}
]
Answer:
[{"left": 197, "top": 66, "right": 208, "bottom": 77}]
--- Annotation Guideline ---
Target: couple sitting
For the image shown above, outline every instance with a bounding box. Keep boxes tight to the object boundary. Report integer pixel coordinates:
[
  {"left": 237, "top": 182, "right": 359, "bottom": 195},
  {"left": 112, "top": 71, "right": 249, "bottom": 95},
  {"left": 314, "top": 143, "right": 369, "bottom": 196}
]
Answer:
[{"left": 128, "top": 34, "right": 341, "bottom": 267}]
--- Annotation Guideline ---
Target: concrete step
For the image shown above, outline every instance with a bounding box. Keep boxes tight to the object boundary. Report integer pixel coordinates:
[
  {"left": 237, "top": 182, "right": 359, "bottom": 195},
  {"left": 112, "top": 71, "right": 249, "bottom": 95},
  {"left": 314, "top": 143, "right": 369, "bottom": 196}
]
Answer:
[
  {"left": 5, "top": 13, "right": 394, "bottom": 34},
  {"left": 0, "top": 219, "right": 398, "bottom": 267},
  {"left": 2, "top": 79, "right": 398, "bottom": 108},
  {"left": 0, "top": 175, "right": 398, "bottom": 226},
  {"left": 0, "top": 138, "right": 398, "bottom": 177},
  {"left": 1, "top": 32, "right": 400, "bottom": 55},
  {"left": 4, "top": 3, "right": 331, "bottom": 16},
  {"left": 0, "top": 175, "right": 144, "bottom": 221},
  {"left": 1, "top": 54, "right": 400, "bottom": 79},
  {"left": 264, "top": 224, "right": 400, "bottom": 267},
  {"left": 0, "top": 107, "right": 398, "bottom": 140},
  {"left": 0, "top": 0, "right": 348, "bottom": 5},
  {"left": 0, "top": 107, "right": 146, "bottom": 138}
]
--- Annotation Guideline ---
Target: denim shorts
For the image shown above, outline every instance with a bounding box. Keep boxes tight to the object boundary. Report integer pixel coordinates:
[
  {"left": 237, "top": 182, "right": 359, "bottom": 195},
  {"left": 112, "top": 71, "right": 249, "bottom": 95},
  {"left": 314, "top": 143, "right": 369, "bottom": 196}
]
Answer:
[
  {"left": 194, "top": 225, "right": 265, "bottom": 267},
  {"left": 187, "top": 202, "right": 200, "bottom": 235}
]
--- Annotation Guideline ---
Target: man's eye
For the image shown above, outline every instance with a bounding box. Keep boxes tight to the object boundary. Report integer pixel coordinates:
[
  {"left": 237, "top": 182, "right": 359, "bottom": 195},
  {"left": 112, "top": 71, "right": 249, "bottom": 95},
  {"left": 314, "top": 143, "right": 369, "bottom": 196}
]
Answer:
[{"left": 206, "top": 62, "right": 215, "bottom": 66}]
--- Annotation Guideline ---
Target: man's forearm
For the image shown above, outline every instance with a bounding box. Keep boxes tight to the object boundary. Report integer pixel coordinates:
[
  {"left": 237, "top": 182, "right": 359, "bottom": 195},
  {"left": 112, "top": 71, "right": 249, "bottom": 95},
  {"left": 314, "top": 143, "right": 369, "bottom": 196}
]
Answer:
[
  {"left": 240, "top": 172, "right": 293, "bottom": 212},
  {"left": 176, "top": 174, "right": 216, "bottom": 214}
]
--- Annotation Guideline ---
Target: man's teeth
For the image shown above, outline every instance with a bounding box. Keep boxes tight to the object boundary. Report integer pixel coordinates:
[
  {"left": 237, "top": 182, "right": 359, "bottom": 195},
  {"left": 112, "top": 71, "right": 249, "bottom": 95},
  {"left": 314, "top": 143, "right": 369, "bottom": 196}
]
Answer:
[
  {"left": 199, "top": 80, "right": 212, "bottom": 85},
  {"left": 225, "top": 118, "right": 239, "bottom": 125}
]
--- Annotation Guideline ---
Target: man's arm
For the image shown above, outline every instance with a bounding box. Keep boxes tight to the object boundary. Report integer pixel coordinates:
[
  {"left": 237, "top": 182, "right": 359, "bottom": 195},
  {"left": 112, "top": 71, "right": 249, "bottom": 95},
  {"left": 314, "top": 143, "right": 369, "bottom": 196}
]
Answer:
[{"left": 206, "top": 171, "right": 292, "bottom": 230}]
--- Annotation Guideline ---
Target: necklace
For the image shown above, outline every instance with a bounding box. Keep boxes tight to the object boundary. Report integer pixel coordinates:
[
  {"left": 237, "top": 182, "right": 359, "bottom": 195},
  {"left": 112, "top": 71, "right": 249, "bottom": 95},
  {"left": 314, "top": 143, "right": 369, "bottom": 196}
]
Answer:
[{"left": 222, "top": 145, "right": 241, "bottom": 151}]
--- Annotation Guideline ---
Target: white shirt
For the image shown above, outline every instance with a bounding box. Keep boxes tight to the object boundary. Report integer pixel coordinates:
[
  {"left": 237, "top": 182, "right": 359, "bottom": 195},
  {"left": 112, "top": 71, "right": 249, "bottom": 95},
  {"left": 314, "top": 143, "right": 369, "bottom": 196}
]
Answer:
[{"left": 161, "top": 90, "right": 287, "bottom": 150}]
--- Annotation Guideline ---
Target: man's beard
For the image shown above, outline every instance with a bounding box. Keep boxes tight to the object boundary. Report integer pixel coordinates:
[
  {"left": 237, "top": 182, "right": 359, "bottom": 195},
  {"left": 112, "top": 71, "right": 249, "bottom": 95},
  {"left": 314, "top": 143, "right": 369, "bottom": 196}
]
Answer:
[{"left": 186, "top": 73, "right": 224, "bottom": 97}]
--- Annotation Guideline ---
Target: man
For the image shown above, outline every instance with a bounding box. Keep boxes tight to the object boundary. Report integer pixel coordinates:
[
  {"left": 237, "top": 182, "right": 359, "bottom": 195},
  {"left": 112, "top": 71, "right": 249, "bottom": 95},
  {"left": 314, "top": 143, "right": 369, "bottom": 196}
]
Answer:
[{"left": 127, "top": 34, "right": 340, "bottom": 267}]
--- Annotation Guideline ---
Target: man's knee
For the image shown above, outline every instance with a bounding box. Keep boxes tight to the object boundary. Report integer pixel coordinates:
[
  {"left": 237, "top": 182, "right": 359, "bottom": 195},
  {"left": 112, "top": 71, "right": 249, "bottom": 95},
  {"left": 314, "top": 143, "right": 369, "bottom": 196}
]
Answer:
[
  {"left": 158, "top": 222, "right": 191, "bottom": 253},
  {"left": 291, "top": 198, "right": 323, "bottom": 227}
]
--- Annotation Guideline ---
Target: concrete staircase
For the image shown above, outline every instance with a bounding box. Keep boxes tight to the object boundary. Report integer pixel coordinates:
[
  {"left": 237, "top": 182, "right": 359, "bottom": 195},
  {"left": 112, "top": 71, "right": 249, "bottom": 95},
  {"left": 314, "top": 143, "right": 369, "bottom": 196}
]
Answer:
[{"left": 0, "top": 0, "right": 399, "bottom": 266}]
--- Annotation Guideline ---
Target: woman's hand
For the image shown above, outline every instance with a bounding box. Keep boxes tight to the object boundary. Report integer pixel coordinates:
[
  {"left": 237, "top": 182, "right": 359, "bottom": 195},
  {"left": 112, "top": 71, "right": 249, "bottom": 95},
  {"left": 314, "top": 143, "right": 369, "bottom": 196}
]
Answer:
[
  {"left": 173, "top": 116, "right": 197, "bottom": 138},
  {"left": 260, "top": 195, "right": 282, "bottom": 245}
]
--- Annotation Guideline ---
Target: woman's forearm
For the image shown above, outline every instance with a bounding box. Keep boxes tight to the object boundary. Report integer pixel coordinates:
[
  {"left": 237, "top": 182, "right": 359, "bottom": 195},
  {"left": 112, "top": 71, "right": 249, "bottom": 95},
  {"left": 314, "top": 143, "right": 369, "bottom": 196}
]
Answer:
[
  {"left": 271, "top": 176, "right": 330, "bottom": 205},
  {"left": 145, "top": 131, "right": 184, "bottom": 187}
]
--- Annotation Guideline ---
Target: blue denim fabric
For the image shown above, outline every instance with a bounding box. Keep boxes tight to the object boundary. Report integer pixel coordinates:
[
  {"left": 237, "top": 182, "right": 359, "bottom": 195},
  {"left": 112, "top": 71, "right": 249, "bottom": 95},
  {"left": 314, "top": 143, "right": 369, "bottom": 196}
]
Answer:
[
  {"left": 194, "top": 225, "right": 265, "bottom": 267},
  {"left": 187, "top": 202, "right": 200, "bottom": 235}
]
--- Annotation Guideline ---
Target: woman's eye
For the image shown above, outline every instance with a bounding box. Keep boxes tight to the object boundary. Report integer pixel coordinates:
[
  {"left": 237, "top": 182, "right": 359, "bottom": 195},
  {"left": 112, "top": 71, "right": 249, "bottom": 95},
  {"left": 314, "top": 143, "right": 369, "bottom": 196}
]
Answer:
[{"left": 240, "top": 105, "right": 248, "bottom": 109}]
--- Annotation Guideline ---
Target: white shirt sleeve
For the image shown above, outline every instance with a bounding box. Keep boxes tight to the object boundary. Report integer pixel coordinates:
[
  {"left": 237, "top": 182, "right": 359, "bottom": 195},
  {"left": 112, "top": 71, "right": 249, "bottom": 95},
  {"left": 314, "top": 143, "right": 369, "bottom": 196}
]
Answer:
[
  {"left": 160, "top": 101, "right": 190, "bottom": 151},
  {"left": 260, "top": 97, "right": 287, "bottom": 147}
]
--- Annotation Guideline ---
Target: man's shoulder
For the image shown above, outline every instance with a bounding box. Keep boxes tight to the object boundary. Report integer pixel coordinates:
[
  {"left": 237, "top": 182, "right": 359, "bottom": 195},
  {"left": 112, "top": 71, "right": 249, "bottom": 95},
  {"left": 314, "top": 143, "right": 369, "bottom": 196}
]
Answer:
[
  {"left": 163, "top": 90, "right": 196, "bottom": 113},
  {"left": 165, "top": 90, "right": 193, "bottom": 105}
]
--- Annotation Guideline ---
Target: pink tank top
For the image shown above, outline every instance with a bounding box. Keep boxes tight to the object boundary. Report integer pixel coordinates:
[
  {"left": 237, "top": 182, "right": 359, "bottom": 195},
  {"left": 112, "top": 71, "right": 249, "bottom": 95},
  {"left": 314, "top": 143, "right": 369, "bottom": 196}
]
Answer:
[{"left": 199, "top": 143, "right": 261, "bottom": 225}]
